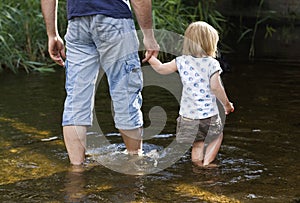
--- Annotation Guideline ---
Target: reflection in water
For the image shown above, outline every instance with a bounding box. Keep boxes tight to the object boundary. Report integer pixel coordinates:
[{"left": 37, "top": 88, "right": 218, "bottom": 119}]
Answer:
[
  {"left": 0, "top": 62, "right": 299, "bottom": 202},
  {"left": 64, "top": 166, "right": 86, "bottom": 202}
]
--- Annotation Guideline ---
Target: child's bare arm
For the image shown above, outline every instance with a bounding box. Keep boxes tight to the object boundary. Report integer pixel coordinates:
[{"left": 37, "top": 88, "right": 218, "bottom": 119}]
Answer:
[
  {"left": 210, "top": 72, "right": 234, "bottom": 114},
  {"left": 146, "top": 53, "right": 178, "bottom": 75}
]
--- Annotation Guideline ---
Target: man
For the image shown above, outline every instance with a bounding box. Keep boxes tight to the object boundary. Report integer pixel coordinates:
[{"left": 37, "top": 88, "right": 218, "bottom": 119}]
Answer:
[{"left": 41, "top": 0, "right": 159, "bottom": 165}]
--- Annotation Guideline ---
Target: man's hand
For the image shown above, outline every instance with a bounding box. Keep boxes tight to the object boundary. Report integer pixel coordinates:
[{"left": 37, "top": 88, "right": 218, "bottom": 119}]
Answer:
[
  {"left": 130, "top": 0, "right": 159, "bottom": 63},
  {"left": 142, "top": 35, "right": 160, "bottom": 63},
  {"left": 48, "top": 35, "right": 66, "bottom": 66},
  {"left": 141, "top": 29, "right": 160, "bottom": 63}
]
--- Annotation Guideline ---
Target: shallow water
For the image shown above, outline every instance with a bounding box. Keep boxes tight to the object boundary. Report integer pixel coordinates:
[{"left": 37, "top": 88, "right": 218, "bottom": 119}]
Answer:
[{"left": 0, "top": 62, "right": 299, "bottom": 202}]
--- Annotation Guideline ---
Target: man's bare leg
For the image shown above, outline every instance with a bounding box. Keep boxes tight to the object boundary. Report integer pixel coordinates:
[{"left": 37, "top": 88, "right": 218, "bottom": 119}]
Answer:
[
  {"left": 203, "top": 133, "right": 223, "bottom": 166},
  {"left": 63, "top": 126, "right": 87, "bottom": 165},
  {"left": 119, "top": 128, "right": 143, "bottom": 155}
]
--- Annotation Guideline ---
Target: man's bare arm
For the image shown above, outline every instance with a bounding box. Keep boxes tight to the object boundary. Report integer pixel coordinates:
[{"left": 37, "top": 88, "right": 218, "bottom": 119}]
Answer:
[
  {"left": 131, "top": 0, "right": 159, "bottom": 62},
  {"left": 41, "top": 0, "right": 65, "bottom": 66},
  {"left": 41, "top": 0, "right": 58, "bottom": 37}
]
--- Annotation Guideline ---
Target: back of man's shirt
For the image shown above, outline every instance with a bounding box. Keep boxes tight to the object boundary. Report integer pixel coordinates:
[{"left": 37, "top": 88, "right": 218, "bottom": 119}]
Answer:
[{"left": 67, "top": 0, "right": 132, "bottom": 20}]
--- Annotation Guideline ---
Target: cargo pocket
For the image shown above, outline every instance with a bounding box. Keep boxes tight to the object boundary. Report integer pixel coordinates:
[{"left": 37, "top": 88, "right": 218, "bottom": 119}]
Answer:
[
  {"left": 124, "top": 57, "right": 143, "bottom": 115},
  {"left": 125, "top": 58, "right": 143, "bottom": 93}
]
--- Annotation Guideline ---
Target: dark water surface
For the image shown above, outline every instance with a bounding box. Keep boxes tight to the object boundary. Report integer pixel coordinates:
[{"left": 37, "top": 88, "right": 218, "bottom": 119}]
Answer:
[{"left": 0, "top": 62, "right": 299, "bottom": 203}]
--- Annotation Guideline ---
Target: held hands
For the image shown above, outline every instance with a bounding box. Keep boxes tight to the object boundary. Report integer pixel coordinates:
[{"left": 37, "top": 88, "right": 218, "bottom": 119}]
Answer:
[
  {"left": 224, "top": 102, "right": 234, "bottom": 115},
  {"left": 142, "top": 33, "right": 160, "bottom": 63},
  {"left": 48, "top": 35, "right": 66, "bottom": 66},
  {"left": 144, "top": 51, "right": 155, "bottom": 61},
  {"left": 145, "top": 51, "right": 160, "bottom": 66}
]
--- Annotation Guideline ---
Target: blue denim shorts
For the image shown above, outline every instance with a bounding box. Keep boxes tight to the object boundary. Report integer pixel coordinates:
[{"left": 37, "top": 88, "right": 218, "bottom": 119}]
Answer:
[{"left": 62, "top": 15, "right": 143, "bottom": 130}]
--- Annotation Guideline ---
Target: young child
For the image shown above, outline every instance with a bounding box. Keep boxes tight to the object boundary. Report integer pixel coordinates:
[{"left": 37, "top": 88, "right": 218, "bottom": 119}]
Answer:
[{"left": 146, "top": 21, "right": 234, "bottom": 167}]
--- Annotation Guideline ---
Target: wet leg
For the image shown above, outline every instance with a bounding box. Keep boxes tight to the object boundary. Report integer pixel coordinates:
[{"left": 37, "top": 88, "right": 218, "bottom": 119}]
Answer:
[
  {"left": 191, "top": 141, "right": 205, "bottom": 166},
  {"left": 119, "top": 127, "right": 143, "bottom": 155},
  {"left": 203, "top": 133, "right": 223, "bottom": 166},
  {"left": 63, "top": 126, "right": 87, "bottom": 165}
]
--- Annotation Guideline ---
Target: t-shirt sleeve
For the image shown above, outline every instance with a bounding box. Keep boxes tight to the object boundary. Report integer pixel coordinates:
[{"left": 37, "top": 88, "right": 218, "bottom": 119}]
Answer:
[
  {"left": 175, "top": 56, "right": 184, "bottom": 74},
  {"left": 209, "top": 58, "right": 222, "bottom": 78}
]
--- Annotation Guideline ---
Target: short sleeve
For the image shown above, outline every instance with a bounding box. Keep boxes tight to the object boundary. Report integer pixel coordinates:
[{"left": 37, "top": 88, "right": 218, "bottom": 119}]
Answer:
[
  {"left": 175, "top": 55, "right": 186, "bottom": 74},
  {"left": 208, "top": 58, "right": 222, "bottom": 78},
  {"left": 175, "top": 56, "right": 184, "bottom": 69}
]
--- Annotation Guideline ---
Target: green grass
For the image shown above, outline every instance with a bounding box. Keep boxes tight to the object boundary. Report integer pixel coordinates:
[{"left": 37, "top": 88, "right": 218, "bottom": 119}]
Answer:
[
  {"left": 0, "top": 0, "right": 229, "bottom": 73},
  {"left": 151, "top": 0, "right": 231, "bottom": 60},
  {"left": 0, "top": 0, "right": 67, "bottom": 73}
]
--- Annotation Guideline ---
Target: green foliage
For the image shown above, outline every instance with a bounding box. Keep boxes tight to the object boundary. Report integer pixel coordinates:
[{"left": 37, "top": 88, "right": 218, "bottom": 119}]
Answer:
[
  {"left": 151, "top": 0, "right": 231, "bottom": 60},
  {"left": 0, "top": 0, "right": 230, "bottom": 73},
  {"left": 0, "top": 0, "right": 67, "bottom": 73},
  {"left": 2, "top": 0, "right": 284, "bottom": 72},
  {"left": 235, "top": 0, "right": 277, "bottom": 59},
  {"left": 152, "top": 0, "right": 228, "bottom": 36}
]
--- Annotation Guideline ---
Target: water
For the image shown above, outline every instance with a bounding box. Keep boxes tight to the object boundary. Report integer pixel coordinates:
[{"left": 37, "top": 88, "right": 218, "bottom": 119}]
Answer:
[{"left": 0, "top": 62, "right": 299, "bottom": 202}]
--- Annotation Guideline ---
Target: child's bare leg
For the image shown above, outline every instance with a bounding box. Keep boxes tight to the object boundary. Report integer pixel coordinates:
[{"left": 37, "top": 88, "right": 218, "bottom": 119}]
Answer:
[
  {"left": 203, "top": 133, "right": 223, "bottom": 166},
  {"left": 191, "top": 141, "right": 205, "bottom": 166}
]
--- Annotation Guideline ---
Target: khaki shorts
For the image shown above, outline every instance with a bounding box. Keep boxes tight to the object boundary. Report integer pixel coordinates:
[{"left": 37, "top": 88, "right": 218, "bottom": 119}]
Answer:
[{"left": 176, "top": 115, "right": 223, "bottom": 144}]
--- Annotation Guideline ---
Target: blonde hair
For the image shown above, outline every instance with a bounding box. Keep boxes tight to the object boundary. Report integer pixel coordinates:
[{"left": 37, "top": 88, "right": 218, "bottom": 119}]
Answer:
[{"left": 182, "top": 21, "right": 219, "bottom": 57}]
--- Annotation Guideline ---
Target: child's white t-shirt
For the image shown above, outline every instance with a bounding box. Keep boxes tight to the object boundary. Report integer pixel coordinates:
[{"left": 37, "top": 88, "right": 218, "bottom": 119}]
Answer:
[{"left": 175, "top": 55, "right": 222, "bottom": 119}]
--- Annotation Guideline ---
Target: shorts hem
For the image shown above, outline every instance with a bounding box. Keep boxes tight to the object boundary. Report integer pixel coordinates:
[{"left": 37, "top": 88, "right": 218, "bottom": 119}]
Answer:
[
  {"left": 115, "top": 124, "right": 143, "bottom": 131},
  {"left": 62, "top": 122, "right": 92, "bottom": 127}
]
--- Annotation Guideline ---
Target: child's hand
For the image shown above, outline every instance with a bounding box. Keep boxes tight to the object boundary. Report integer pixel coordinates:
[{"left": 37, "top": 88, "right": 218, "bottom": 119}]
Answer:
[
  {"left": 145, "top": 51, "right": 149, "bottom": 60},
  {"left": 225, "top": 102, "right": 234, "bottom": 115},
  {"left": 145, "top": 51, "right": 154, "bottom": 61}
]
